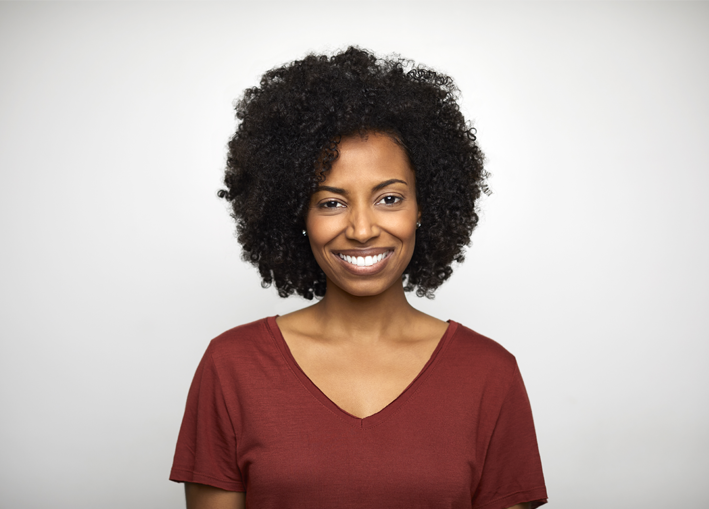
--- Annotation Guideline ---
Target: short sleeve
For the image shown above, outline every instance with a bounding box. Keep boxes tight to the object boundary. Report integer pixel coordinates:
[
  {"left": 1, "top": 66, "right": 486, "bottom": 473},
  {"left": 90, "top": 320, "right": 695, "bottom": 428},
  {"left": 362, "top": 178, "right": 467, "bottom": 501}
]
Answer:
[
  {"left": 169, "top": 344, "right": 245, "bottom": 492},
  {"left": 472, "top": 363, "right": 548, "bottom": 509}
]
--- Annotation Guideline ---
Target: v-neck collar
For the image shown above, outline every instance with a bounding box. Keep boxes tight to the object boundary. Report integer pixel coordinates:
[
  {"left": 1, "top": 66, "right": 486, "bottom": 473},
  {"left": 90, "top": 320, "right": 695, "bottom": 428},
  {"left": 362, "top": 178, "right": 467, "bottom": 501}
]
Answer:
[{"left": 266, "top": 316, "right": 458, "bottom": 429}]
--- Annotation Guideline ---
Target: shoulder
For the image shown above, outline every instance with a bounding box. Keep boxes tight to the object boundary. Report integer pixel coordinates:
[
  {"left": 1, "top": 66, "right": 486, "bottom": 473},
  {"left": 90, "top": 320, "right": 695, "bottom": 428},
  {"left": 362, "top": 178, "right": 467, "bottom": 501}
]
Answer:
[
  {"left": 206, "top": 316, "right": 279, "bottom": 361},
  {"left": 445, "top": 321, "right": 519, "bottom": 380}
]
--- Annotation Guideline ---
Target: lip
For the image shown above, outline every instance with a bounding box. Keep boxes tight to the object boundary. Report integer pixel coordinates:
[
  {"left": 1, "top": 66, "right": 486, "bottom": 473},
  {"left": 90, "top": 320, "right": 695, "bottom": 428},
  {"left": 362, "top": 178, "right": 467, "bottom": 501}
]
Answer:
[
  {"left": 334, "top": 248, "right": 391, "bottom": 257},
  {"left": 331, "top": 248, "right": 394, "bottom": 276}
]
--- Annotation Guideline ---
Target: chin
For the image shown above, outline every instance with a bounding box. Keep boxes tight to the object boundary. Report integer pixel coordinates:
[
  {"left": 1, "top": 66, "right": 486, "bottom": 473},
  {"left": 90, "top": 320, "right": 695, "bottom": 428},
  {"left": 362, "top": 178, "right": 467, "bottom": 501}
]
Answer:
[{"left": 327, "top": 277, "right": 401, "bottom": 298}]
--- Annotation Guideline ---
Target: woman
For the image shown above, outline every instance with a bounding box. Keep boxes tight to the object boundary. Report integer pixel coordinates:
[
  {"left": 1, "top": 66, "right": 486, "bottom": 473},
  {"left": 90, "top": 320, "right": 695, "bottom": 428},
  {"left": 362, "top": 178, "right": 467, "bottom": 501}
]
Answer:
[{"left": 170, "top": 47, "right": 547, "bottom": 509}]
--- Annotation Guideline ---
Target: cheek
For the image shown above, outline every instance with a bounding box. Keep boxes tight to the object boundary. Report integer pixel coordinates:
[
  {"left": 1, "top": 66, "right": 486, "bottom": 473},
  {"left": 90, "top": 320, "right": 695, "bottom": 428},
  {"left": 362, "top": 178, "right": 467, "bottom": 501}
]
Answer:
[
  {"left": 385, "top": 213, "right": 418, "bottom": 240},
  {"left": 398, "top": 212, "right": 420, "bottom": 254},
  {"left": 306, "top": 215, "right": 341, "bottom": 255}
]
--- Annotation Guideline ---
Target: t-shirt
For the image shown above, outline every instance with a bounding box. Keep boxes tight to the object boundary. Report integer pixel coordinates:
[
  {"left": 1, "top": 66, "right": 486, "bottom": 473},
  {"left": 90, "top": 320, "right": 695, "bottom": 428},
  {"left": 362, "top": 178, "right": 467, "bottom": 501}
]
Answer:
[{"left": 170, "top": 317, "right": 547, "bottom": 509}]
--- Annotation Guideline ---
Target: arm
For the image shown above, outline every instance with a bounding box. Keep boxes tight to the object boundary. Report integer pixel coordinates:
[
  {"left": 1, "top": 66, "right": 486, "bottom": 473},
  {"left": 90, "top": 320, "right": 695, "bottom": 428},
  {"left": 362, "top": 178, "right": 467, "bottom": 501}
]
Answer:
[
  {"left": 507, "top": 504, "right": 531, "bottom": 509},
  {"left": 185, "top": 483, "right": 245, "bottom": 509}
]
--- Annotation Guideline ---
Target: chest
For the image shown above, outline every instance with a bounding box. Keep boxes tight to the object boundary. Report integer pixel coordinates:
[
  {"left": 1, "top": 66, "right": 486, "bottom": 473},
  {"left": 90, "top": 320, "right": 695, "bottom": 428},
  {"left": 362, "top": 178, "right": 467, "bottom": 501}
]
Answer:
[
  {"left": 290, "top": 339, "right": 440, "bottom": 419},
  {"left": 233, "top": 355, "right": 484, "bottom": 509},
  {"left": 243, "top": 424, "right": 474, "bottom": 508}
]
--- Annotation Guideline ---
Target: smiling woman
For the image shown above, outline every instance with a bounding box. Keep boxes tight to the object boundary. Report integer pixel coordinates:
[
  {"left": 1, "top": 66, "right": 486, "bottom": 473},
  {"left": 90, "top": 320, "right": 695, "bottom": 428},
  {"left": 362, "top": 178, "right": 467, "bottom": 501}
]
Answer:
[{"left": 170, "top": 47, "right": 547, "bottom": 509}]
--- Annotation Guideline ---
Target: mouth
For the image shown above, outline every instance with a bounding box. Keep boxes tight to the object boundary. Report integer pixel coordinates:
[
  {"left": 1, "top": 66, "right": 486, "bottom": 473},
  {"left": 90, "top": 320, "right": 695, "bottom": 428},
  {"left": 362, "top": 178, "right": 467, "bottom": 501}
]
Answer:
[
  {"left": 331, "top": 249, "right": 394, "bottom": 276},
  {"left": 337, "top": 251, "right": 392, "bottom": 268}
]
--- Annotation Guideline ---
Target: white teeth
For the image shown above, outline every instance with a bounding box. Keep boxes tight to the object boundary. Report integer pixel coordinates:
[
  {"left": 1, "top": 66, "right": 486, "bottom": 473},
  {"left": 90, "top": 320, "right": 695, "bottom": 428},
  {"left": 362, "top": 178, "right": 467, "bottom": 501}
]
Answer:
[{"left": 339, "top": 252, "right": 390, "bottom": 267}]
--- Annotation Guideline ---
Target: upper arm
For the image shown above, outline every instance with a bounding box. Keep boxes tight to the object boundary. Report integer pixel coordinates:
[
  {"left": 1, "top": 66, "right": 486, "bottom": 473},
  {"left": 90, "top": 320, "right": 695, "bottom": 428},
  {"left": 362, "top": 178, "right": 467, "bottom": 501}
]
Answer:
[{"left": 184, "top": 483, "right": 245, "bottom": 509}]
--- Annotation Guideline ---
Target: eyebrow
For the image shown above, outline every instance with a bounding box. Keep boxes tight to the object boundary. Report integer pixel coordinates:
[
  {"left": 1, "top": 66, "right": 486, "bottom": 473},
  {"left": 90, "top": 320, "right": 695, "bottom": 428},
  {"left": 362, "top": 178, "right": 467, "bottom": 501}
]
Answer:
[
  {"left": 372, "top": 178, "right": 408, "bottom": 191},
  {"left": 314, "top": 179, "right": 408, "bottom": 195}
]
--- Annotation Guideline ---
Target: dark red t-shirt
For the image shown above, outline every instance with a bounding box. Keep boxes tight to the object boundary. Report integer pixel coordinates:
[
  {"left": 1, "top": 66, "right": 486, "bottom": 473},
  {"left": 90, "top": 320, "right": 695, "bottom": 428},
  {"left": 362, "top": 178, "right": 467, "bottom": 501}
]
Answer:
[{"left": 170, "top": 317, "right": 547, "bottom": 509}]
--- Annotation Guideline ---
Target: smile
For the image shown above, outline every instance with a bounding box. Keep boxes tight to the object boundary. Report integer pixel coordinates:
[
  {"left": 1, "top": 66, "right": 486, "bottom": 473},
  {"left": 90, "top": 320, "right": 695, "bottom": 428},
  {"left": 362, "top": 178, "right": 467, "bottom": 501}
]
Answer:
[{"left": 338, "top": 251, "right": 392, "bottom": 267}]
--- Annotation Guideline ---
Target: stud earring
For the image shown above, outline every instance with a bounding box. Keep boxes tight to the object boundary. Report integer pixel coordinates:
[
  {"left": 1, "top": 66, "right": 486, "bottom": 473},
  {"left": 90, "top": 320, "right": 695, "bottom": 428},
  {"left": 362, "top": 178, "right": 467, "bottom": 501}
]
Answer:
[
  {"left": 302, "top": 229, "right": 307, "bottom": 237},
  {"left": 416, "top": 221, "right": 421, "bottom": 229}
]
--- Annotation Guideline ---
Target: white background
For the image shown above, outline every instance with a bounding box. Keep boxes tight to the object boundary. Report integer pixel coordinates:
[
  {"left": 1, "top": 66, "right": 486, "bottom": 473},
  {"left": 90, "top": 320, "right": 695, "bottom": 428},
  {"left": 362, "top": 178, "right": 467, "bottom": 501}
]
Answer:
[{"left": 1, "top": 2, "right": 707, "bottom": 508}]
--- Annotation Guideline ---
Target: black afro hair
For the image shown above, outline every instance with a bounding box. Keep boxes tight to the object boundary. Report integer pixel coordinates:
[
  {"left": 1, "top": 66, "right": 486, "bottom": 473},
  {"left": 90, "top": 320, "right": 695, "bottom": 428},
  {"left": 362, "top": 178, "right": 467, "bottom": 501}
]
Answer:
[{"left": 218, "top": 46, "right": 488, "bottom": 299}]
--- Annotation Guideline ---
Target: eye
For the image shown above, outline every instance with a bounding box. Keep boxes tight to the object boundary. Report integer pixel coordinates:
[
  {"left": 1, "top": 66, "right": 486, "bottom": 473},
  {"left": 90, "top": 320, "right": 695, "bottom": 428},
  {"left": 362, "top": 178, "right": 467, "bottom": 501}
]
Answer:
[
  {"left": 377, "top": 195, "right": 402, "bottom": 206},
  {"left": 319, "top": 199, "right": 345, "bottom": 209}
]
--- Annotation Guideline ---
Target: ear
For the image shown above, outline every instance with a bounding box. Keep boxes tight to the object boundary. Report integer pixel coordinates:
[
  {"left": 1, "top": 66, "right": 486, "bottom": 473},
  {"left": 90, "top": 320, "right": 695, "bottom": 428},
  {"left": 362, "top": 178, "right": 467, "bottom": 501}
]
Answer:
[{"left": 417, "top": 207, "right": 422, "bottom": 222}]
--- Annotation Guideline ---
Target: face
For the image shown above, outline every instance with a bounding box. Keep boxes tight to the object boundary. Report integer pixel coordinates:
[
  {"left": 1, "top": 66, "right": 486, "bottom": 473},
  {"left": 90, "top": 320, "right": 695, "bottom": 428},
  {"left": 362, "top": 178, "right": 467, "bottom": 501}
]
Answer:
[{"left": 306, "top": 133, "right": 421, "bottom": 298}]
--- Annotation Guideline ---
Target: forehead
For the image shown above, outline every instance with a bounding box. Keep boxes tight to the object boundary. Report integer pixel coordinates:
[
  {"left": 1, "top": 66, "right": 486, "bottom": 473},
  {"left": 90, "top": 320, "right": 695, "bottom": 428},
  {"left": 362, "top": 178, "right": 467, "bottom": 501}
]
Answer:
[{"left": 324, "top": 133, "right": 414, "bottom": 185}]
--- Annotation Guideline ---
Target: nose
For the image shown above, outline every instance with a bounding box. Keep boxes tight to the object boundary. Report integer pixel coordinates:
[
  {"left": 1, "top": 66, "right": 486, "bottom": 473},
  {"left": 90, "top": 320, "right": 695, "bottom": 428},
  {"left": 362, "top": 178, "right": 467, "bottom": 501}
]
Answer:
[{"left": 345, "top": 206, "right": 380, "bottom": 243}]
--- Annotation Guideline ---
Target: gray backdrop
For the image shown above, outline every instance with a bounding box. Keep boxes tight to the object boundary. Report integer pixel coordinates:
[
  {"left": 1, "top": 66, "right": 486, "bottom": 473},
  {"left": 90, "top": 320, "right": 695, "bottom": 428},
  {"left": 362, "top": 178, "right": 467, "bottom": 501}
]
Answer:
[{"left": 1, "top": 1, "right": 707, "bottom": 508}]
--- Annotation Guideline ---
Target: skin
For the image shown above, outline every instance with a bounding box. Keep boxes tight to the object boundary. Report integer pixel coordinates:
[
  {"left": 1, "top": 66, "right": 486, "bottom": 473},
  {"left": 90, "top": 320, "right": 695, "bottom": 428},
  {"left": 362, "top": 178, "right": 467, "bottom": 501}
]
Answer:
[
  {"left": 184, "top": 133, "right": 530, "bottom": 509},
  {"left": 185, "top": 483, "right": 244, "bottom": 509}
]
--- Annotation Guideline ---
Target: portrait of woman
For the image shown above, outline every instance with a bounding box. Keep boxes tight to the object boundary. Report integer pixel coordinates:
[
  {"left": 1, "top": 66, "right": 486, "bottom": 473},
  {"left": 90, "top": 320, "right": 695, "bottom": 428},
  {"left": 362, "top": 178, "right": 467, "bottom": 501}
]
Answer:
[
  {"left": 0, "top": 0, "right": 709, "bottom": 509},
  {"left": 3, "top": 3, "right": 707, "bottom": 509},
  {"left": 169, "top": 47, "right": 547, "bottom": 509}
]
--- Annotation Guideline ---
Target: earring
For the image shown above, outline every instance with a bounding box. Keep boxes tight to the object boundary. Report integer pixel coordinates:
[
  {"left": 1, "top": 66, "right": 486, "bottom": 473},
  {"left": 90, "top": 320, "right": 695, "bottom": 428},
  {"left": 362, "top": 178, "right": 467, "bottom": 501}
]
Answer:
[
  {"left": 302, "top": 229, "right": 307, "bottom": 237},
  {"left": 416, "top": 221, "right": 421, "bottom": 229}
]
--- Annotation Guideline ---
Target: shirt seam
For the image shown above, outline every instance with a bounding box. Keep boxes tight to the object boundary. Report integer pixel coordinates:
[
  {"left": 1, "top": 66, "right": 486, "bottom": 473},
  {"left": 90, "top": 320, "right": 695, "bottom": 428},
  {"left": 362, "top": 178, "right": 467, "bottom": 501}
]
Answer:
[
  {"left": 472, "top": 485, "right": 548, "bottom": 509},
  {"left": 206, "top": 343, "right": 242, "bottom": 470},
  {"left": 264, "top": 317, "right": 365, "bottom": 429},
  {"left": 170, "top": 467, "right": 245, "bottom": 490},
  {"left": 265, "top": 317, "right": 457, "bottom": 431},
  {"left": 477, "top": 359, "right": 520, "bottom": 464},
  {"left": 361, "top": 321, "right": 458, "bottom": 431}
]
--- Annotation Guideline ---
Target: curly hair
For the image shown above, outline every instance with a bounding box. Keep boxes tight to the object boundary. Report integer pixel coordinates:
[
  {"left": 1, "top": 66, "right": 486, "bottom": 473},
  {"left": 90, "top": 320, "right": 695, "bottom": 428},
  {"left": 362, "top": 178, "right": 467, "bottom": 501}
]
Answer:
[{"left": 218, "top": 46, "right": 488, "bottom": 299}]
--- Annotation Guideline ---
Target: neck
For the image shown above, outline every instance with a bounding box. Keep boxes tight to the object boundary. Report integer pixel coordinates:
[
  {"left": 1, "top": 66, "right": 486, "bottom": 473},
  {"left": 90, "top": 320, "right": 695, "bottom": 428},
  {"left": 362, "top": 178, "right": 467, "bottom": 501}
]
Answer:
[{"left": 311, "top": 278, "right": 418, "bottom": 344}]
